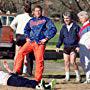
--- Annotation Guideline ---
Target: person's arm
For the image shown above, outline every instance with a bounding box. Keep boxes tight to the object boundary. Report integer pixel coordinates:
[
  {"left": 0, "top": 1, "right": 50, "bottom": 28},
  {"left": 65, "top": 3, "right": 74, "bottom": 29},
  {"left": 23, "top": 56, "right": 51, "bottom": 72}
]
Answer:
[
  {"left": 44, "top": 19, "right": 57, "bottom": 40},
  {"left": 24, "top": 20, "right": 31, "bottom": 41},
  {"left": 75, "top": 25, "right": 81, "bottom": 52},
  {"left": 40, "top": 19, "right": 57, "bottom": 44},
  {"left": 3, "top": 60, "right": 13, "bottom": 73},
  {"left": 77, "top": 25, "right": 81, "bottom": 42},
  {"left": 56, "top": 28, "right": 64, "bottom": 48},
  {"left": 10, "top": 16, "right": 18, "bottom": 31}
]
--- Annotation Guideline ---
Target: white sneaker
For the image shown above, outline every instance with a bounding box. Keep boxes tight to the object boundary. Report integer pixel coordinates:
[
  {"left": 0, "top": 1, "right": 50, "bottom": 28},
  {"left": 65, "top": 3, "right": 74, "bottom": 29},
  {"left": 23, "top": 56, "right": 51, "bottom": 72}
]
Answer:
[
  {"left": 61, "top": 78, "right": 70, "bottom": 84},
  {"left": 83, "top": 80, "right": 90, "bottom": 84},
  {"left": 75, "top": 77, "right": 81, "bottom": 83},
  {"left": 36, "top": 79, "right": 45, "bottom": 90},
  {"left": 36, "top": 85, "right": 44, "bottom": 90}
]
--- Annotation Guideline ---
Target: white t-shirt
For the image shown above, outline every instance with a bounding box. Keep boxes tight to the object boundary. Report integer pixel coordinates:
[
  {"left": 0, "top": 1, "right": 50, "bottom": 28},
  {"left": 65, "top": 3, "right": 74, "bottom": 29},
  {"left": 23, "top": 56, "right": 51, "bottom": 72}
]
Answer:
[
  {"left": 66, "top": 23, "right": 73, "bottom": 32},
  {"left": 0, "top": 71, "right": 11, "bottom": 85},
  {"left": 79, "top": 31, "right": 90, "bottom": 49},
  {"left": 10, "top": 13, "right": 31, "bottom": 34}
]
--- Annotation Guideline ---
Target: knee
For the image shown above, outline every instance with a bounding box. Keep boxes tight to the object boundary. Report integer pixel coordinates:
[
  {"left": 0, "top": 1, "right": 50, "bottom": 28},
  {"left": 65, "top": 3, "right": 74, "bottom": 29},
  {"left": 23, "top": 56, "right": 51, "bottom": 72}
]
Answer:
[
  {"left": 70, "top": 61, "right": 76, "bottom": 65},
  {"left": 65, "top": 61, "right": 70, "bottom": 66}
]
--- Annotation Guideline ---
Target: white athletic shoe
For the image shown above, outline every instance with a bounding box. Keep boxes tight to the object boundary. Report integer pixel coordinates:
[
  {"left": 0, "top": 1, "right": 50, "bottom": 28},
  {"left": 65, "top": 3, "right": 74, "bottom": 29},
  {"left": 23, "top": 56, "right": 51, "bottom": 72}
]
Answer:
[
  {"left": 36, "top": 84, "right": 44, "bottom": 90},
  {"left": 83, "top": 80, "right": 90, "bottom": 84},
  {"left": 61, "top": 78, "right": 70, "bottom": 84},
  {"left": 36, "top": 79, "right": 45, "bottom": 90},
  {"left": 75, "top": 77, "right": 81, "bottom": 83}
]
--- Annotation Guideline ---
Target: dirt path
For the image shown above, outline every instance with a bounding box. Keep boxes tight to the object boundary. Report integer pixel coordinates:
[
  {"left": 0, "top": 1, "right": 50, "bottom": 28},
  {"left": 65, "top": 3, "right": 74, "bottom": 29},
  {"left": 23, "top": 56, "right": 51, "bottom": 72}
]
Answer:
[{"left": 0, "top": 58, "right": 89, "bottom": 90}]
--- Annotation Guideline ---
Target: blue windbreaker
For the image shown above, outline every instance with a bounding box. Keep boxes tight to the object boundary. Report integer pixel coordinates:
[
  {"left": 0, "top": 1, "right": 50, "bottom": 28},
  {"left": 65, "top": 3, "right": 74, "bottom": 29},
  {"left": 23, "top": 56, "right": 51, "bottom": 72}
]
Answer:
[
  {"left": 56, "top": 22, "right": 80, "bottom": 48},
  {"left": 24, "top": 16, "right": 57, "bottom": 43}
]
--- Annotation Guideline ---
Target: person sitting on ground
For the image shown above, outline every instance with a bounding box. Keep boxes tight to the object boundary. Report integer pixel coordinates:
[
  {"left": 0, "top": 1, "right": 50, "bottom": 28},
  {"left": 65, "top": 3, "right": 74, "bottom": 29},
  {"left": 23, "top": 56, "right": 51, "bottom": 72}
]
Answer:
[{"left": 1, "top": 60, "right": 56, "bottom": 89}]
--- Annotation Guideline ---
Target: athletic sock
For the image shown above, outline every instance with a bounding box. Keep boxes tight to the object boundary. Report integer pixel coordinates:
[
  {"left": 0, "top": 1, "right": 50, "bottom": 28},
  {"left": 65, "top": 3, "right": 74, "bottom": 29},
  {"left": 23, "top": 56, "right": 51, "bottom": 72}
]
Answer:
[
  {"left": 75, "top": 70, "right": 80, "bottom": 79},
  {"left": 65, "top": 72, "right": 70, "bottom": 80},
  {"left": 23, "top": 64, "right": 27, "bottom": 74},
  {"left": 86, "top": 72, "right": 90, "bottom": 82}
]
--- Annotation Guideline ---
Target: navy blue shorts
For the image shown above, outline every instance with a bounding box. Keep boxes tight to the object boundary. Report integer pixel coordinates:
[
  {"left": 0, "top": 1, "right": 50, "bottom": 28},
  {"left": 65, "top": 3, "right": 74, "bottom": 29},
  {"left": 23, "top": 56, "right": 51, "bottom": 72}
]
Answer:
[{"left": 7, "top": 73, "right": 38, "bottom": 88}]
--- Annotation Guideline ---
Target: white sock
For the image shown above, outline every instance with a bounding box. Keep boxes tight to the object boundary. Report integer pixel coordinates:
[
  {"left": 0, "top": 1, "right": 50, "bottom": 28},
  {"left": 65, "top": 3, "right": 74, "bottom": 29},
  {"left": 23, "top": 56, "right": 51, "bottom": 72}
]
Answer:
[
  {"left": 86, "top": 72, "right": 90, "bottom": 81},
  {"left": 65, "top": 72, "right": 70, "bottom": 80},
  {"left": 75, "top": 70, "right": 80, "bottom": 78},
  {"left": 23, "top": 65, "right": 27, "bottom": 74}
]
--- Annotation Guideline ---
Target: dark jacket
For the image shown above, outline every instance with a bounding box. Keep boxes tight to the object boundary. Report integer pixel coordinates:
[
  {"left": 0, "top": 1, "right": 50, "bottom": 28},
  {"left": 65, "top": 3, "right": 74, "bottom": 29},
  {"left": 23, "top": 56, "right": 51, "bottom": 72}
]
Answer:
[{"left": 56, "top": 22, "right": 80, "bottom": 48}]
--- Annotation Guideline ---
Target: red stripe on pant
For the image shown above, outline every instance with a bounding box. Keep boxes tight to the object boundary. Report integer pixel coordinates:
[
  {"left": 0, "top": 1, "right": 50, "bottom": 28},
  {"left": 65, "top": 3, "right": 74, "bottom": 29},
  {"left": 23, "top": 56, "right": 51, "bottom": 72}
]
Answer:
[{"left": 13, "top": 41, "right": 45, "bottom": 82}]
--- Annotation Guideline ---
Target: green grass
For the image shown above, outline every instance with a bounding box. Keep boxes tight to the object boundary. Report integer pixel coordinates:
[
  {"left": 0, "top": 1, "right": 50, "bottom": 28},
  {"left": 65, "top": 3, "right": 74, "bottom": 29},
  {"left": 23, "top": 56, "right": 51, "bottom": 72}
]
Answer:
[{"left": 54, "top": 21, "right": 62, "bottom": 33}]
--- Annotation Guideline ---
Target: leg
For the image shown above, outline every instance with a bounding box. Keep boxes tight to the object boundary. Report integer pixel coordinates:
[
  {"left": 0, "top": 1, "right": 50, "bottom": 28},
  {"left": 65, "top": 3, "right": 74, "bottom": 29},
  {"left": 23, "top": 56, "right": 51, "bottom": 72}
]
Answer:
[
  {"left": 13, "top": 41, "right": 33, "bottom": 74},
  {"left": 34, "top": 44, "right": 45, "bottom": 82},
  {"left": 70, "top": 52, "right": 79, "bottom": 70},
  {"left": 63, "top": 53, "right": 70, "bottom": 81},
  {"left": 70, "top": 52, "right": 80, "bottom": 81},
  {"left": 14, "top": 45, "right": 21, "bottom": 60},
  {"left": 26, "top": 51, "right": 34, "bottom": 75},
  {"left": 84, "top": 56, "right": 90, "bottom": 83},
  {"left": 22, "top": 56, "right": 28, "bottom": 74},
  {"left": 14, "top": 45, "right": 24, "bottom": 74},
  {"left": 7, "top": 74, "right": 38, "bottom": 88}
]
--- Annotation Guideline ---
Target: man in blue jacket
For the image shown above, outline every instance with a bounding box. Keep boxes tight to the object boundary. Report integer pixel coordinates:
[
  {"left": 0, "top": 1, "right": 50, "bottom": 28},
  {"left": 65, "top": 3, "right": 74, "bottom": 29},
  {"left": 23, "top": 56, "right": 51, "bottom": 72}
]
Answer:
[
  {"left": 13, "top": 5, "right": 57, "bottom": 83},
  {"left": 56, "top": 11, "right": 80, "bottom": 83}
]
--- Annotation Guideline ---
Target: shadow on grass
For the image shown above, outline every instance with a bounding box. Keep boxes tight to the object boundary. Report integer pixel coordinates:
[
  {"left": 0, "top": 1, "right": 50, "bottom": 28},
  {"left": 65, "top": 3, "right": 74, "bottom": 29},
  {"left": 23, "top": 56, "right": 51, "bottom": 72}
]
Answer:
[{"left": 43, "top": 74, "right": 85, "bottom": 79}]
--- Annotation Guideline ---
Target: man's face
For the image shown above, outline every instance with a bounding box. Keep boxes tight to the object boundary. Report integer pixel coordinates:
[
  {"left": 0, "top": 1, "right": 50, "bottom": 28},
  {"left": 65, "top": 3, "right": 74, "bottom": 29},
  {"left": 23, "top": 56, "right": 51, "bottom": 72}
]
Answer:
[
  {"left": 79, "top": 17, "right": 88, "bottom": 24},
  {"left": 33, "top": 8, "right": 42, "bottom": 18},
  {"left": 63, "top": 16, "right": 72, "bottom": 25}
]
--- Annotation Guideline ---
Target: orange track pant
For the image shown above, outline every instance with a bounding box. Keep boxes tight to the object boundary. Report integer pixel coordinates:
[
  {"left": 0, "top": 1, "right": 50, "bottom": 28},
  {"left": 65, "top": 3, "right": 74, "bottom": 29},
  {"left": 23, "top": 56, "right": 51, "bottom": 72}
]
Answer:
[{"left": 13, "top": 41, "right": 45, "bottom": 82}]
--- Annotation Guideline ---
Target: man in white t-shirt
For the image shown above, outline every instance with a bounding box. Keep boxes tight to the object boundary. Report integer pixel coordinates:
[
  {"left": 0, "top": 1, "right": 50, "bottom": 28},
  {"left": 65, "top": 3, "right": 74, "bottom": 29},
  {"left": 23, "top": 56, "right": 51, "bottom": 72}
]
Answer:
[{"left": 10, "top": 0, "right": 33, "bottom": 76}]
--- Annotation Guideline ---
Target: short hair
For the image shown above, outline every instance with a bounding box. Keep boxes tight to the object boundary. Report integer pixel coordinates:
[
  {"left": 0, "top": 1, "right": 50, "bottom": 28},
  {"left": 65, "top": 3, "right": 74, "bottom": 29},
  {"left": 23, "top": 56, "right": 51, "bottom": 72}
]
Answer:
[
  {"left": 33, "top": 5, "right": 42, "bottom": 12},
  {"left": 63, "top": 11, "right": 73, "bottom": 19},
  {"left": 77, "top": 11, "right": 89, "bottom": 19},
  {"left": 24, "top": 0, "right": 31, "bottom": 13}
]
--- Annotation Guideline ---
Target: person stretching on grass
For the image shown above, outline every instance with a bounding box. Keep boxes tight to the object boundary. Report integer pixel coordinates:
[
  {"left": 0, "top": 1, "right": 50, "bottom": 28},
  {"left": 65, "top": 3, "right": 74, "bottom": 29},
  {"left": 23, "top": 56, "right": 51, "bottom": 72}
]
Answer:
[{"left": 0, "top": 60, "right": 56, "bottom": 90}]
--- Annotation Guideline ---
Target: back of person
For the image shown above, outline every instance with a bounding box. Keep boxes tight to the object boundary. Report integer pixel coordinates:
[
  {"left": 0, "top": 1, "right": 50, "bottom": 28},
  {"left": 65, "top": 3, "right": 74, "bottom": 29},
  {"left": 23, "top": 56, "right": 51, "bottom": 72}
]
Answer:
[
  {"left": 10, "top": 0, "right": 33, "bottom": 76},
  {"left": 10, "top": 13, "right": 31, "bottom": 34}
]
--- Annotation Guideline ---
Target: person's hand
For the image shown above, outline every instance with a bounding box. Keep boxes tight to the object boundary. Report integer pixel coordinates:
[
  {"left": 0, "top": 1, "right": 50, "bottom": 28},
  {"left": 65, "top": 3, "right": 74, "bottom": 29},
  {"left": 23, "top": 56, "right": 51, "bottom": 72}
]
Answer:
[
  {"left": 56, "top": 48, "right": 59, "bottom": 52},
  {"left": 75, "top": 47, "right": 80, "bottom": 52},
  {"left": 39, "top": 38, "right": 48, "bottom": 44},
  {"left": 26, "top": 38, "right": 30, "bottom": 42}
]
